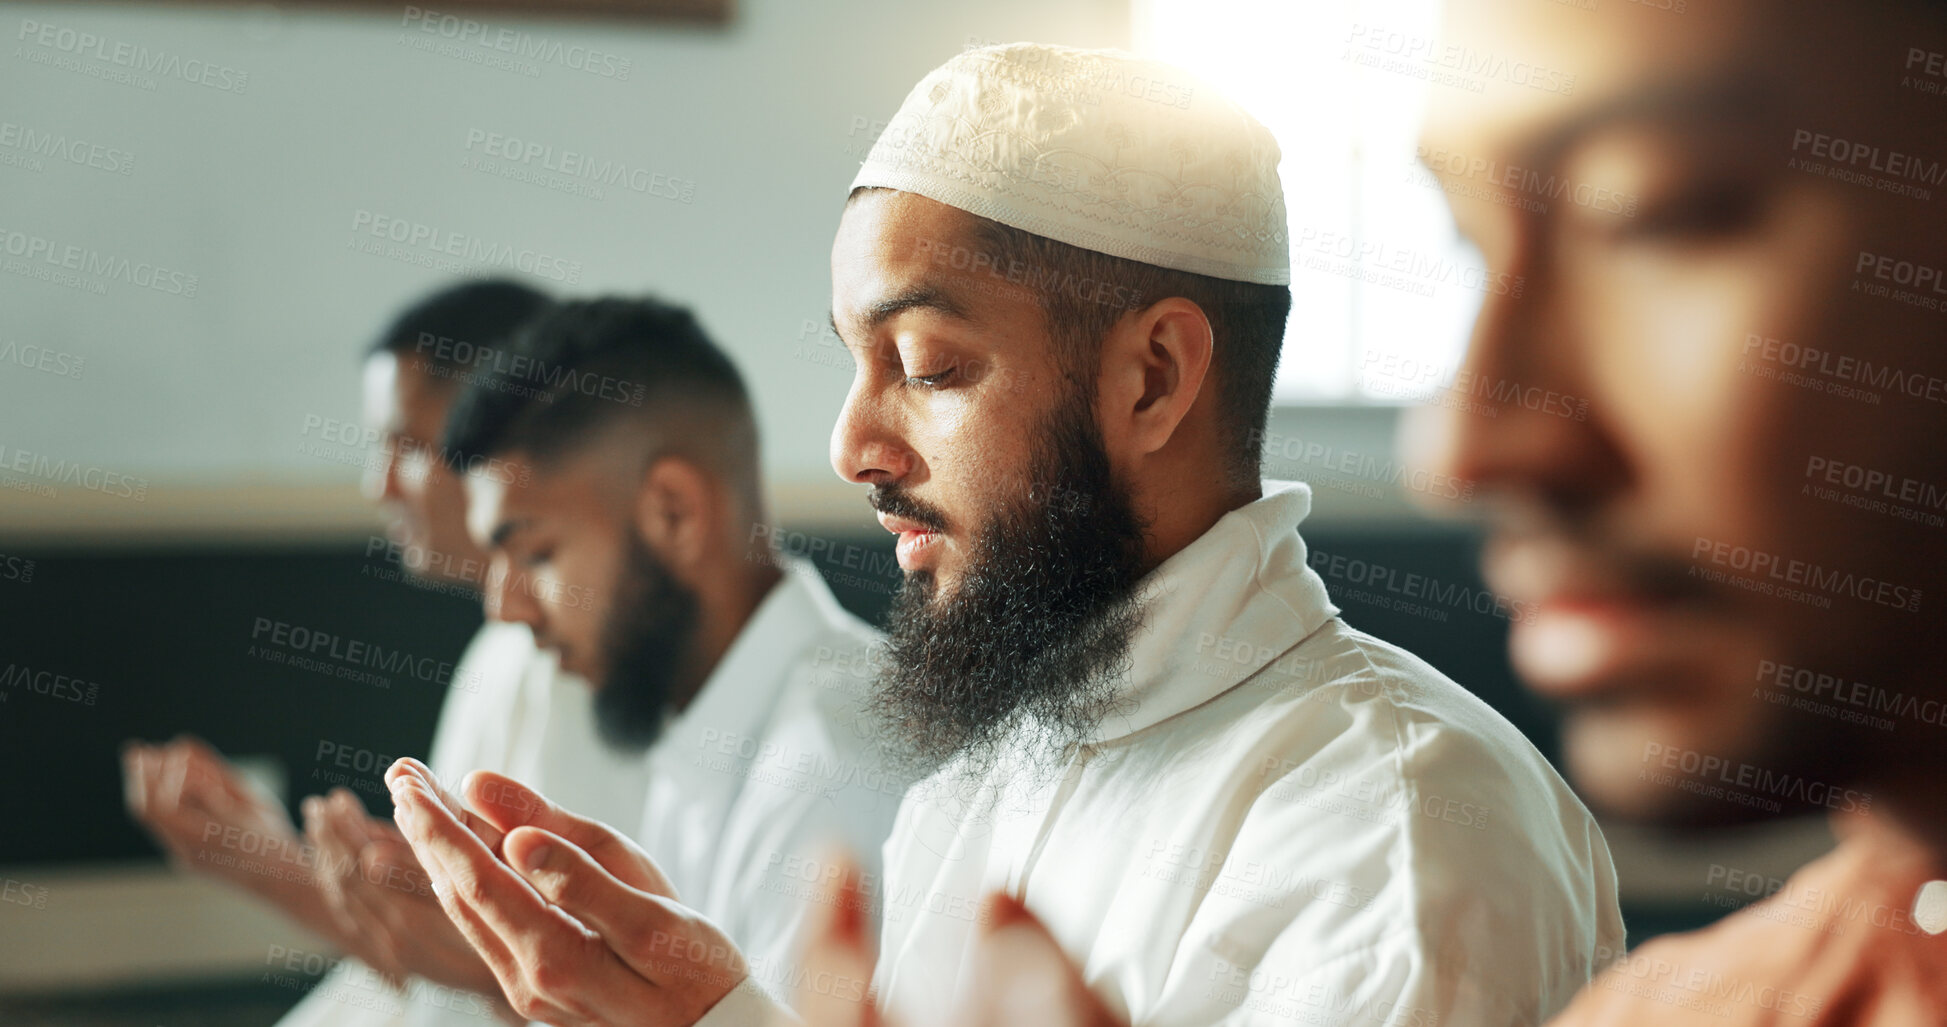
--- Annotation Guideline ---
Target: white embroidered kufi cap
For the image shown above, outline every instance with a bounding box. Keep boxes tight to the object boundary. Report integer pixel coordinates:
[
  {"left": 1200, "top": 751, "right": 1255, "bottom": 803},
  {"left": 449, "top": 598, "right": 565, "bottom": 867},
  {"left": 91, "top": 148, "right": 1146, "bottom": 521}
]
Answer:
[{"left": 851, "top": 43, "right": 1289, "bottom": 286}]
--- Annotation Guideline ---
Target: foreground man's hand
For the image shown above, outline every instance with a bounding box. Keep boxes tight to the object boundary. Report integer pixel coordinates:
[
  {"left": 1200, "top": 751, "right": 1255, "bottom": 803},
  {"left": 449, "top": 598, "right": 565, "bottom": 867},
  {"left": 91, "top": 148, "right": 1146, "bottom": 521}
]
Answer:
[
  {"left": 386, "top": 758, "right": 747, "bottom": 1026},
  {"left": 304, "top": 786, "right": 503, "bottom": 997},
  {"left": 797, "top": 853, "right": 1123, "bottom": 1027}
]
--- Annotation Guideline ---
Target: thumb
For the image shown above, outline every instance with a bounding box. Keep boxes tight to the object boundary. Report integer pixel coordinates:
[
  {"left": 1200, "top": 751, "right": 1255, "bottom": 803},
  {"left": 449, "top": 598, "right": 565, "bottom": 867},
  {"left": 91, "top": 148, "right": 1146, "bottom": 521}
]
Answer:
[
  {"left": 959, "top": 894, "right": 1122, "bottom": 1027},
  {"left": 796, "top": 847, "right": 883, "bottom": 1027},
  {"left": 469, "top": 771, "right": 675, "bottom": 898},
  {"left": 503, "top": 827, "right": 708, "bottom": 985}
]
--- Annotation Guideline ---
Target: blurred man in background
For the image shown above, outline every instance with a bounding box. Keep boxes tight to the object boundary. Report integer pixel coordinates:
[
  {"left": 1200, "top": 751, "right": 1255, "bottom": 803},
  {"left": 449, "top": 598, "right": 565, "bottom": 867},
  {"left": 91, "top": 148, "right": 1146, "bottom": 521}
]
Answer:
[
  {"left": 390, "top": 45, "right": 1622, "bottom": 1027},
  {"left": 387, "top": 296, "right": 901, "bottom": 1024},
  {"left": 125, "top": 280, "right": 658, "bottom": 1025},
  {"left": 810, "top": 3, "right": 1947, "bottom": 1024}
]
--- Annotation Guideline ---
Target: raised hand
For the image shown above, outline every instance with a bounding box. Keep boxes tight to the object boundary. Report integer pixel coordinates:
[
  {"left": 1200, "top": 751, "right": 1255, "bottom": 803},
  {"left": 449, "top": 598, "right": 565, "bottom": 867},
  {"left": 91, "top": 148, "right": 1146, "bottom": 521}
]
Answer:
[
  {"left": 387, "top": 759, "right": 748, "bottom": 1026},
  {"left": 304, "top": 786, "right": 502, "bottom": 996},
  {"left": 123, "top": 735, "right": 305, "bottom": 889},
  {"left": 793, "top": 851, "right": 1123, "bottom": 1027},
  {"left": 121, "top": 735, "right": 380, "bottom": 961}
]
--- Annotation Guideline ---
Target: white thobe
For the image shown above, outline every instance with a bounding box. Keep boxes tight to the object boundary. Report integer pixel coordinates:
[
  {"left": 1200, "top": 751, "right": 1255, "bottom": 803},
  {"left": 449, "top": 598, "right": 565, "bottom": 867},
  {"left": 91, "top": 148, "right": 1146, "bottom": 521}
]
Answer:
[
  {"left": 276, "top": 621, "right": 653, "bottom": 1026},
  {"left": 868, "top": 481, "right": 1624, "bottom": 1026}
]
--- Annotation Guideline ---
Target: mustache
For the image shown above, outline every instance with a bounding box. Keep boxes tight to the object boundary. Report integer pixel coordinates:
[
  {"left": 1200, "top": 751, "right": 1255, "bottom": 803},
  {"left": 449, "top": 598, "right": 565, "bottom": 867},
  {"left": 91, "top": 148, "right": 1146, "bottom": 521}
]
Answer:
[{"left": 869, "top": 485, "right": 950, "bottom": 534}]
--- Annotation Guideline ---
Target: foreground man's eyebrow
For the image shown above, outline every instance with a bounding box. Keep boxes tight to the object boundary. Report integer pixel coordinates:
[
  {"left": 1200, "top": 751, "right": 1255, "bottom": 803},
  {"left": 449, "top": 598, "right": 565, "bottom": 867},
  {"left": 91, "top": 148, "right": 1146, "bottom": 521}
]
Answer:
[
  {"left": 1422, "top": 77, "right": 1773, "bottom": 177},
  {"left": 488, "top": 518, "right": 530, "bottom": 549}
]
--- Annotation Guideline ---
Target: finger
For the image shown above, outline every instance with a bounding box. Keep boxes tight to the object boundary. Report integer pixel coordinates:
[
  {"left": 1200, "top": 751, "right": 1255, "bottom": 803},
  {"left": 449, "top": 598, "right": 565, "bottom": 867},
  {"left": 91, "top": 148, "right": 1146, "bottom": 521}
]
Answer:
[
  {"left": 502, "top": 826, "right": 740, "bottom": 1023},
  {"left": 796, "top": 848, "right": 881, "bottom": 1027},
  {"left": 365, "top": 814, "right": 407, "bottom": 847},
  {"left": 308, "top": 807, "right": 399, "bottom": 958},
  {"left": 364, "top": 831, "right": 421, "bottom": 872},
  {"left": 323, "top": 791, "right": 379, "bottom": 865},
  {"left": 330, "top": 791, "right": 405, "bottom": 896},
  {"left": 359, "top": 834, "right": 437, "bottom": 904},
  {"left": 402, "top": 791, "right": 636, "bottom": 1023},
  {"left": 173, "top": 735, "right": 257, "bottom": 804},
  {"left": 157, "top": 740, "right": 193, "bottom": 814},
  {"left": 391, "top": 777, "right": 555, "bottom": 947},
  {"left": 329, "top": 786, "right": 370, "bottom": 821},
  {"left": 319, "top": 794, "right": 383, "bottom": 892},
  {"left": 392, "top": 784, "right": 531, "bottom": 987},
  {"left": 502, "top": 827, "right": 711, "bottom": 986},
  {"left": 328, "top": 788, "right": 385, "bottom": 846},
  {"left": 957, "top": 894, "right": 1121, "bottom": 1027},
  {"left": 300, "top": 797, "right": 349, "bottom": 898},
  {"left": 387, "top": 759, "right": 505, "bottom": 852},
  {"left": 145, "top": 800, "right": 218, "bottom": 866},
  {"left": 348, "top": 843, "right": 417, "bottom": 953},
  {"left": 468, "top": 771, "right": 676, "bottom": 898},
  {"left": 457, "top": 770, "right": 548, "bottom": 833},
  {"left": 120, "top": 742, "right": 151, "bottom": 816},
  {"left": 409, "top": 853, "right": 533, "bottom": 1014},
  {"left": 344, "top": 806, "right": 441, "bottom": 949},
  {"left": 301, "top": 795, "right": 339, "bottom": 853},
  {"left": 343, "top": 903, "right": 410, "bottom": 991},
  {"left": 163, "top": 737, "right": 247, "bottom": 818},
  {"left": 124, "top": 744, "right": 167, "bottom": 822},
  {"left": 384, "top": 757, "right": 456, "bottom": 802}
]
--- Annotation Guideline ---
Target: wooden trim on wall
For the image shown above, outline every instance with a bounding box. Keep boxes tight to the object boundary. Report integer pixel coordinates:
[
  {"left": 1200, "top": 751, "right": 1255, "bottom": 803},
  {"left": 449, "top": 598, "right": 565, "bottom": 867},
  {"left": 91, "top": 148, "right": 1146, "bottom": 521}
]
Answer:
[
  {"left": 104, "top": 0, "right": 733, "bottom": 22},
  {"left": 0, "top": 477, "right": 877, "bottom": 548}
]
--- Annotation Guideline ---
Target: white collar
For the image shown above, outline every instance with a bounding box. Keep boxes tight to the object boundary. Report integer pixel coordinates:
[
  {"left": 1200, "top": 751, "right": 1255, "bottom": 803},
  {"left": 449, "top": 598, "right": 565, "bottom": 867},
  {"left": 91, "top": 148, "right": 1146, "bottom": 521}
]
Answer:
[
  {"left": 653, "top": 560, "right": 845, "bottom": 773},
  {"left": 1086, "top": 480, "right": 1339, "bottom": 744}
]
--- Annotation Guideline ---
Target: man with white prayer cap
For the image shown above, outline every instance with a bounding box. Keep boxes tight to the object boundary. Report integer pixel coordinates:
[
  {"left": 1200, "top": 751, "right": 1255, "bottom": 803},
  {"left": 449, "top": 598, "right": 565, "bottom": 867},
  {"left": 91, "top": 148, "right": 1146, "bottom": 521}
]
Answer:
[{"left": 389, "top": 43, "right": 1625, "bottom": 1027}]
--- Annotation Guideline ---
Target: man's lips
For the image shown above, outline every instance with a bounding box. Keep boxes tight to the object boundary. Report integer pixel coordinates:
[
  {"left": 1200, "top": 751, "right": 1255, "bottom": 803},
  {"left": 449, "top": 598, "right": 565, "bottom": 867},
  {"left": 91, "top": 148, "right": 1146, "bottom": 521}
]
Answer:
[
  {"left": 876, "top": 512, "right": 940, "bottom": 536},
  {"left": 1510, "top": 598, "right": 1659, "bottom": 698},
  {"left": 1486, "top": 536, "right": 1711, "bottom": 700},
  {"left": 877, "top": 512, "right": 945, "bottom": 570}
]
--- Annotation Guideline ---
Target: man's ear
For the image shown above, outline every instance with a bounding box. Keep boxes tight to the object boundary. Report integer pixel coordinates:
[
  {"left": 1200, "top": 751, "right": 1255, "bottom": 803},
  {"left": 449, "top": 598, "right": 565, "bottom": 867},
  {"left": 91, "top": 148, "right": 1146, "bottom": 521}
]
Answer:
[
  {"left": 1097, "top": 296, "right": 1215, "bottom": 461},
  {"left": 630, "top": 456, "right": 718, "bottom": 573}
]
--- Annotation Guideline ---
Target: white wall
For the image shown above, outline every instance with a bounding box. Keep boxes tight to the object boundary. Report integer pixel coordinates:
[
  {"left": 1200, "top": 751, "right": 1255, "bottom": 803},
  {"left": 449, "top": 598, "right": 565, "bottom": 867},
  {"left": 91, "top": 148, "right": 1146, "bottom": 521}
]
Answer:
[{"left": 0, "top": 0, "right": 1130, "bottom": 538}]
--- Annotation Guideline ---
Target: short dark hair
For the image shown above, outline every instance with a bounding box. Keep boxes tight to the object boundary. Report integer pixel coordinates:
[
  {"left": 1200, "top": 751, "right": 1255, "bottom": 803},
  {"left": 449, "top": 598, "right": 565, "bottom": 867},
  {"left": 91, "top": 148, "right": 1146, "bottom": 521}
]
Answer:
[
  {"left": 443, "top": 296, "right": 761, "bottom": 502},
  {"left": 366, "top": 279, "right": 553, "bottom": 372},
  {"left": 850, "top": 188, "right": 1291, "bottom": 487}
]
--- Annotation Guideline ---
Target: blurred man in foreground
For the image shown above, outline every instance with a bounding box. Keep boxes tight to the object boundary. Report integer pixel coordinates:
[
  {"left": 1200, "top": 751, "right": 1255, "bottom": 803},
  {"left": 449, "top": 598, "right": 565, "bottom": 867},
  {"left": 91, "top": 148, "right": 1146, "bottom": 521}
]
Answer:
[
  {"left": 817, "top": 2, "right": 1947, "bottom": 1024},
  {"left": 1404, "top": 0, "right": 1947, "bottom": 1021},
  {"left": 390, "top": 45, "right": 1622, "bottom": 1027},
  {"left": 389, "top": 296, "right": 901, "bottom": 1023},
  {"left": 126, "top": 280, "right": 657, "bottom": 1025}
]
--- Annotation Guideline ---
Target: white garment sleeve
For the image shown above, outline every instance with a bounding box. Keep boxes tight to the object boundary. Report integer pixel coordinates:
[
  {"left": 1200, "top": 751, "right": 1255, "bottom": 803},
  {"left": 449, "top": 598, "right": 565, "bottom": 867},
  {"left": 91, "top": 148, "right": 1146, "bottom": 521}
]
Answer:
[
  {"left": 692, "top": 977, "right": 801, "bottom": 1027},
  {"left": 696, "top": 710, "right": 900, "bottom": 1026}
]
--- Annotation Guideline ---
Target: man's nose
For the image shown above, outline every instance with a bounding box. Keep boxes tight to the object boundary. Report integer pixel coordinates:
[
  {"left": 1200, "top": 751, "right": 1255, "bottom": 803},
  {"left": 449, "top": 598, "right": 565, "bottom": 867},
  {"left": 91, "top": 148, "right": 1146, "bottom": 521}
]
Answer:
[
  {"left": 1400, "top": 269, "right": 1624, "bottom": 518},
  {"left": 830, "top": 380, "right": 914, "bottom": 485},
  {"left": 483, "top": 555, "right": 543, "bottom": 633},
  {"left": 363, "top": 439, "right": 403, "bottom": 504}
]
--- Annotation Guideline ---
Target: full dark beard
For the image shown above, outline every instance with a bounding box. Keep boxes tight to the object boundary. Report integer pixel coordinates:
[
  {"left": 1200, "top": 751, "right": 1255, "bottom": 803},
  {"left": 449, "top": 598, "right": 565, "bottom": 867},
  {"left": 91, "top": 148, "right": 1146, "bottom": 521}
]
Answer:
[
  {"left": 592, "top": 533, "right": 700, "bottom": 753},
  {"left": 870, "top": 393, "right": 1151, "bottom": 784}
]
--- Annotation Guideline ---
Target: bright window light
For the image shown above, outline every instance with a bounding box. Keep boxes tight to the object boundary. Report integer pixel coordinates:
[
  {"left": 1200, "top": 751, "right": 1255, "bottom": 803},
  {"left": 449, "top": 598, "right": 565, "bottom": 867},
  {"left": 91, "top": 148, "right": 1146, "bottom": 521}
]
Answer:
[{"left": 1132, "top": 0, "right": 1482, "bottom": 403}]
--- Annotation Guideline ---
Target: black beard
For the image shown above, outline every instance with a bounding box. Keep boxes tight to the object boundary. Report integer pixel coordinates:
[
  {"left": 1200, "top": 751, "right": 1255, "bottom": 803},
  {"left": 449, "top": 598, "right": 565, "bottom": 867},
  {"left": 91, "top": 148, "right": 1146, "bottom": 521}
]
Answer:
[
  {"left": 592, "top": 533, "right": 700, "bottom": 753},
  {"left": 869, "top": 393, "right": 1150, "bottom": 783}
]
